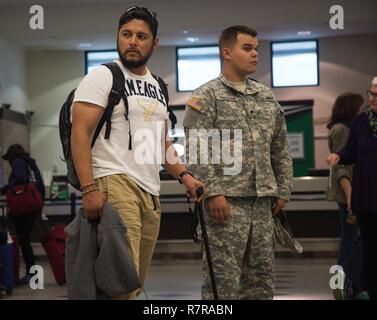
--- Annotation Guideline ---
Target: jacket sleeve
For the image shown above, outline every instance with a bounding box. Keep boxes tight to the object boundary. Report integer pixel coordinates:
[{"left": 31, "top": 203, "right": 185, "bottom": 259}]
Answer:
[
  {"left": 9, "top": 159, "right": 29, "bottom": 186},
  {"left": 337, "top": 118, "right": 358, "bottom": 165},
  {"left": 329, "top": 125, "right": 352, "bottom": 181},
  {"left": 270, "top": 109, "right": 293, "bottom": 202},
  {"left": 183, "top": 86, "right": 224, "bottom": 198}
]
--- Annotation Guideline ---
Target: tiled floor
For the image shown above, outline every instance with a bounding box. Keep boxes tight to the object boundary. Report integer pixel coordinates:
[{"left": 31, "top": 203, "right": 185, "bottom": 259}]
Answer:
[{"left": 1, "top": 257, "right": 335, "bottom": 300}]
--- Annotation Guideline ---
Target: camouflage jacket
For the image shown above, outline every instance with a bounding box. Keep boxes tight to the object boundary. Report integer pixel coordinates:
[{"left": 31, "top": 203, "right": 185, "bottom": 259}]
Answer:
[{"left": 183, "top": 74, "right": 293, "bottom": 201}]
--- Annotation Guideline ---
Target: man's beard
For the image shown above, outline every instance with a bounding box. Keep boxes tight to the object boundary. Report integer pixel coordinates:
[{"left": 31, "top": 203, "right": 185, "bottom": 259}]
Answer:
[{"left": 117, "top": 43, "right": 153, "bottom": 69}]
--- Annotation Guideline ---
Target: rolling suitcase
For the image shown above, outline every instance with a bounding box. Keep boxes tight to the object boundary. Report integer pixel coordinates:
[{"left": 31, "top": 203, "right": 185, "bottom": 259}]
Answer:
[
  {"left": 0, "top": 207, "right": 13, "bottom": 297},
  {"left": 40, "top": 223, "right": 67, "bottom": 285},
  {"left": 0, "top": 238, "right": 14, "bottom": 296}
]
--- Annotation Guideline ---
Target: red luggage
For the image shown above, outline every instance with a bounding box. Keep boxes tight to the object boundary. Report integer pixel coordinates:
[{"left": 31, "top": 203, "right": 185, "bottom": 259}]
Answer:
[{"left": 40, "top": 224, "right": 66, "bottom": 285}]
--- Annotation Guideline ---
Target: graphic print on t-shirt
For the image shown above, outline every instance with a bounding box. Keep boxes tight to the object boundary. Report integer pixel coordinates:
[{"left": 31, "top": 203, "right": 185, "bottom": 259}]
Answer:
[
  {"left": 124, "top": 78, "right": 167, "bottom": 107},
  {"left": 73, "top": 62, "right": 169, "bottom": 195},
  {"left": 137, "top": 98, "right": 158, "bottom": 122}
]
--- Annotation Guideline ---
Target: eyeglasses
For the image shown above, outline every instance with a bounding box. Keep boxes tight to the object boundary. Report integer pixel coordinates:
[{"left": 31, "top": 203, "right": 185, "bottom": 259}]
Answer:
[
  {"left": 367, "top": 90, "right": 377, "bottom": 99},
  {"left": 125, "top": 6, "right": 156, "bottom": 19}
]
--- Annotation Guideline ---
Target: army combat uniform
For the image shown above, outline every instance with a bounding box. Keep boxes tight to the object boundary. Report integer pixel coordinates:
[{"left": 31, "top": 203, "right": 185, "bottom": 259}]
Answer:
[{"left": 183, "top": 75, "right": 293, "bottom": 300}]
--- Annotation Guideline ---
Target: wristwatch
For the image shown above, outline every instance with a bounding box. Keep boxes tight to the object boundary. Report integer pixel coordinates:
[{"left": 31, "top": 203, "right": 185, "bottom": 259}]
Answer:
[{"left": 178, "top": 170, "right": 194, "bottom": 184}]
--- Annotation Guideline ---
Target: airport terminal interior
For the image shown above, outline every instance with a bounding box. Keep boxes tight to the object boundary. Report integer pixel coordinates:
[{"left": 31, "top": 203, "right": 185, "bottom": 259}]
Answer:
[{"left": 1, "top": 0, "right": 377, "bottom": 300}]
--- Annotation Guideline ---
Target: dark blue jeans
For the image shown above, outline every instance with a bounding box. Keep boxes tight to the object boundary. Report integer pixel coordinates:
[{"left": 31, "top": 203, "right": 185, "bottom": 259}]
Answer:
[
  {"left": 337, "top": 203, "right": 363, "bottom": 293},
  {"left": 357, "top": 212, "right": 377, "bottom": 300}
]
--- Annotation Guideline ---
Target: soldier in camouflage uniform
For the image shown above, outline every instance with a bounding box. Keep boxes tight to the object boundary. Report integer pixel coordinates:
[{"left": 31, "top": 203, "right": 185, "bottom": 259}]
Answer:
[{"left": 183, "top": 25, "right": 293, "bottom": 300}]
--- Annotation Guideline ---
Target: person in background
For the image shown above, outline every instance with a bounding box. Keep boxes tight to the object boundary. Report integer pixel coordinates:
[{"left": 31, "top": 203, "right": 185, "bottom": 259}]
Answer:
[
  {"left": 1, "top": 144, "right": 45, "bottom": 284},
  {"left": 326, "top": 92, "right": 368, "bottom": 300},
  {"left": 327, "top": 77, "right": 377, "bottom": 300}
]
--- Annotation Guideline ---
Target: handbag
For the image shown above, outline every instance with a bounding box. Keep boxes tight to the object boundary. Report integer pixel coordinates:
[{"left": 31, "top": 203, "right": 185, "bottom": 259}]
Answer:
[
  {"left": 6, "top": 162, "right": 44, "bottom": 216},
  {"left": 6, "top": 183, "right": 43, "bottom": 216}
]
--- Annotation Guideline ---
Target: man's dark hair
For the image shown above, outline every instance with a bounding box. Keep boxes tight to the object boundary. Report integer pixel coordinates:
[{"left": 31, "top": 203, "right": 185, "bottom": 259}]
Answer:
[
  {"left": 219, "top": 25, "right": 258, "bottom": 53},
  {"left": 327, "top": 92, "right": 364, "bottom": 129},
  {"left": 118, "top": 7, "right": 158, "bottom": 39}
]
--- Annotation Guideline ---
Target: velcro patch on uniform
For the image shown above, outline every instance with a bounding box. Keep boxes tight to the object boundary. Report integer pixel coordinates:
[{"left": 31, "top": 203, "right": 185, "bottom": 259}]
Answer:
[
  {"left": 187, "top": 96, "right": 205, "bottom": 113},
  {"left": 255, "top": 95, "right": 276, "bottom": 103}
]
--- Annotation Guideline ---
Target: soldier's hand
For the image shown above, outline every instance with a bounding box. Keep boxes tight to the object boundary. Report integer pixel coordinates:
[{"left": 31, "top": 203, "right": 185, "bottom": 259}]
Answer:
[
  {"left": 272, "top": 198, "right": 287, "bottom": 216},
  {"left": 182, "top": 175, "right": 206, "bottom": 203},
  {"left": 83, "top": 190, "right": 105, "bottom": 221},
  {"left": 207, "top": 195, "right": 230, "bottom": 224},
  {"left": 326, "top": 153, "right": 340, "bottom": 167}
]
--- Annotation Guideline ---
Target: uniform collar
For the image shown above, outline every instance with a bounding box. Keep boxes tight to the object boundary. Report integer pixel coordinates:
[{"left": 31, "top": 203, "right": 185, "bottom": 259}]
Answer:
[{"left": 219, "top": 74, "right": 260, "bottom": 95}]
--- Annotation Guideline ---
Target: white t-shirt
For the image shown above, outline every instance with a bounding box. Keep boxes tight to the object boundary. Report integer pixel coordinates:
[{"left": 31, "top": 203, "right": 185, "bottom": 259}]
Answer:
[{"left": 73, "top": 60, "right": 168, "bottom": 195}]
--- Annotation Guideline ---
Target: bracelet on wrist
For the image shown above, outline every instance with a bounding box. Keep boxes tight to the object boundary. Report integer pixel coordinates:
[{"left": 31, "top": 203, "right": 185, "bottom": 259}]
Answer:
[
  {"left": 80, "top": 181, "right": 97, "bottom": 193},
  {"left": 82, "top": 187, "right": 99, "bottom": 195},
  {"left": 178, "top": 170, "right": 194, "bottom": 184}
]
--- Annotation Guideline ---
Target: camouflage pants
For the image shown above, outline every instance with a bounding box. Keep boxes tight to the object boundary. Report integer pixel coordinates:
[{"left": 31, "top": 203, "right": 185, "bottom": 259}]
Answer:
[{"left": 201, "top": 197, "right": 275, "bottom": 300}]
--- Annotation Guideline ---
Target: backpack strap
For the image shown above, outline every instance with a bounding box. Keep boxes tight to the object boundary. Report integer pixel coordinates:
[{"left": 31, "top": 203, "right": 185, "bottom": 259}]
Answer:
[
  {"left": 121, "top": 94, "right": 132, "bottom": 150},
  {"left": 151, "top": 74, "right": 178, "bottom": 142},
  {"left": 91, "top": 62, "right": 127, "bottom": 148},
  {"left": 152, "top": 74, "right": 169, "bottom": 105},
  {"left": 91, "top": 67, "right": 174, "bottom": 151}
]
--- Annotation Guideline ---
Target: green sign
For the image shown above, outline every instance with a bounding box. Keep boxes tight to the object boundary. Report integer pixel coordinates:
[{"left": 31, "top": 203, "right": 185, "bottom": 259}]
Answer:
[{"left": 281, "top": 101, "right": 314, "bottom": 177}]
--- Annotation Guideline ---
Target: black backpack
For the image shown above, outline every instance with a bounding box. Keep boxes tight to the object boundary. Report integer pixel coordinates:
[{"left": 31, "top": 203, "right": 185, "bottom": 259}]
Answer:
[{"left": 59, "top": 62, "right": 177, "bottom": 190}]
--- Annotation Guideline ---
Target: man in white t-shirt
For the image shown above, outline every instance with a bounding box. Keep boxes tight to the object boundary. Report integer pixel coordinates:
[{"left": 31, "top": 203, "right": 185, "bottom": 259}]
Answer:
[{"left": 71, "top": 7, "right": 205, "bottom": 299}]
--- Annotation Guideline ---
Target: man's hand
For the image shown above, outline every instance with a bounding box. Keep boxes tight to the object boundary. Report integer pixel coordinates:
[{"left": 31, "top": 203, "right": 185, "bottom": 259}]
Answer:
[
  {"left": 181, "top": 174, "right": 206, "bottom": 203},
  {"left": 326, "top": 153, "right": 340, "bottom": 166},
  {"left": 82, "top": 190, "right": 105, "bottom": 221},
  {"left": 272, "top": 198, "right": 287, "bottom": 216},
  {"left": 207, "top": 195, "right": 230, "bottom": 224}
]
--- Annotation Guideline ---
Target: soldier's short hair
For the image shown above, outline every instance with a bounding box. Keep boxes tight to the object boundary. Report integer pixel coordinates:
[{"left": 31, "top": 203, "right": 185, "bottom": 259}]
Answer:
[{"left": 219, "top": 25, "right": 258, "bottom": 56}]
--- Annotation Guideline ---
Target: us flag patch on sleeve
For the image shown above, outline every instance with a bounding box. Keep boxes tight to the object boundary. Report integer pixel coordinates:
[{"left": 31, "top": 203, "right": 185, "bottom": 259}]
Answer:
[{"left": 187, "top": 96, "right": 205, "bottom": 112}]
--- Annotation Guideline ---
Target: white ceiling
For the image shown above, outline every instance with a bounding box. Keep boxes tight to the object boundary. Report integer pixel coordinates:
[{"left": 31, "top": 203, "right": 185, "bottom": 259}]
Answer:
[{"left": 0, "top": 0, "right": 376, "bottom": 50}]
